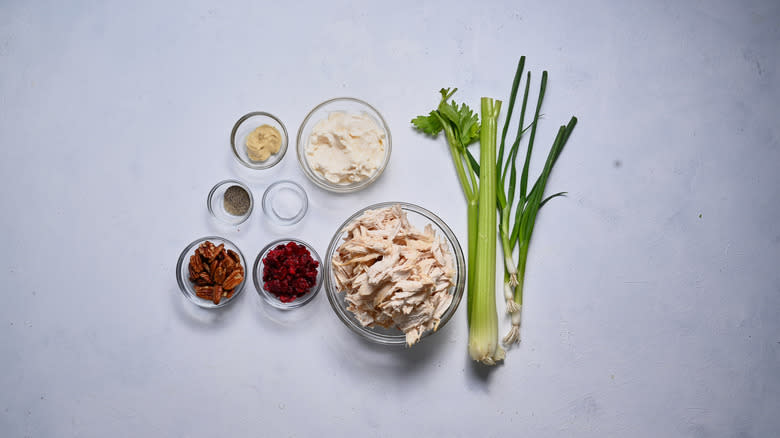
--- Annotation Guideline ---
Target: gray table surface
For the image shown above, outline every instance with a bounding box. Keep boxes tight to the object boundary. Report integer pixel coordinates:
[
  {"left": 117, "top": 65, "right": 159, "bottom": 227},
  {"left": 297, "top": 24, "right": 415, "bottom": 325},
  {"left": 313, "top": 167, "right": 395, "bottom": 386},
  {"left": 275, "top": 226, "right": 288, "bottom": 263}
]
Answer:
[{"left": 1, "top": 1, "right": 778, "bottom": 437}]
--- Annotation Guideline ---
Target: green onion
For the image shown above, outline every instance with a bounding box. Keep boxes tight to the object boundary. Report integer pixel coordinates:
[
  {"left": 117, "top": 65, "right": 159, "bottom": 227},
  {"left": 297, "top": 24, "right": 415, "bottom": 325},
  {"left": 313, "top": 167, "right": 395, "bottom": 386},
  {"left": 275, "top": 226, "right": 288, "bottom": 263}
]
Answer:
[
  {"left": 496, "top": 63, "right": 578, "bottom": 345},
  {"left": 497, "top": 58, "right": 530, "bottom": 314}
]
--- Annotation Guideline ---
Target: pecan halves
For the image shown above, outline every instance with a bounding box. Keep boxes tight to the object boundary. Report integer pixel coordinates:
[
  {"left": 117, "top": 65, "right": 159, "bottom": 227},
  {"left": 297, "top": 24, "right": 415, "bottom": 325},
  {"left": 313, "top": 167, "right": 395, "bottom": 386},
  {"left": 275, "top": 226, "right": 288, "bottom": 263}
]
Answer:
[
  {"left": 194, "top": 271, "right": 212, "bottom": 286},
  {"left": 212, "top": 285, "right": 224, "bottom": 305},
  {"left": 213, "top": 261, "right": 227, "bottom": 284},
  {"left": 222, "top": 254, "right": 236, "bottom": 272},
  {"left": 196, "top": 241, "right": 213, "bottom": 259},
  {"left": 194, "top": 285, "right": 215, "bottom": 300},
  {"left": 188, "top": 262, "right": 199, "bottom": 281},
  {"left": 190, "top": 254, "right": 205, "bottom": 274},
  {"left": 188, "top": 240, "right": 244, "bottom": 303},
  {"left": 205, "top": 243, "right": 223, "bottom": 262},
  {"left": 209, "top": 259, "right": 220, "bottom": 277},
  {"left": 223, "top": 270, "right": 243, "bottom": 290}
]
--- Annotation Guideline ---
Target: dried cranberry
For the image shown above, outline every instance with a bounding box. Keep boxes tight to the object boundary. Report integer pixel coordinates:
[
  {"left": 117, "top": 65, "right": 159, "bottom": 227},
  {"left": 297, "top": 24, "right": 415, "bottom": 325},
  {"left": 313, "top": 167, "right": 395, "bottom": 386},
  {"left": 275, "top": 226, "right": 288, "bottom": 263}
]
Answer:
[{"left": 262, "top": 242, "right": 319, "bottom": 303}]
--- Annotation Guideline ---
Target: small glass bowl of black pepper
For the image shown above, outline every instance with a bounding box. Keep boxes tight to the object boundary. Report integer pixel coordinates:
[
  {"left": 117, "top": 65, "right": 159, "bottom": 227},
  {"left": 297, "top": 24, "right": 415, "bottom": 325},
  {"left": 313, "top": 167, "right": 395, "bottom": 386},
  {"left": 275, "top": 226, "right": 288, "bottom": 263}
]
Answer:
[
  {"left": 253, "top": 238, "right": 323, "bottom": 310},
  {"left": 208, "top": 179, "right": 253, "bottom": 225}
]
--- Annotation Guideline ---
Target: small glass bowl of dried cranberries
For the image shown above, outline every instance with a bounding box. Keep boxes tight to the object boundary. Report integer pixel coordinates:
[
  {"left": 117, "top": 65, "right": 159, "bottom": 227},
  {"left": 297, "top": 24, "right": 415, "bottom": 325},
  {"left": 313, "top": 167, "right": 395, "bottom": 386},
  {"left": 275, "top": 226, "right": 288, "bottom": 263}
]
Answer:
[{"left": 252, "top": 238, "right": 323, "bottom": 309}]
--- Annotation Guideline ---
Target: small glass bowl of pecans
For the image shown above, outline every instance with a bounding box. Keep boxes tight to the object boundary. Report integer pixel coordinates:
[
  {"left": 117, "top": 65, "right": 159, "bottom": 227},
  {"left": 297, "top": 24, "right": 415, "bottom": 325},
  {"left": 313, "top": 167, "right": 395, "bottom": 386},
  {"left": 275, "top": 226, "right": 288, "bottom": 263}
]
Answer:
[{"left": 176, "top": 236, "right": 247, "bottom": 309}]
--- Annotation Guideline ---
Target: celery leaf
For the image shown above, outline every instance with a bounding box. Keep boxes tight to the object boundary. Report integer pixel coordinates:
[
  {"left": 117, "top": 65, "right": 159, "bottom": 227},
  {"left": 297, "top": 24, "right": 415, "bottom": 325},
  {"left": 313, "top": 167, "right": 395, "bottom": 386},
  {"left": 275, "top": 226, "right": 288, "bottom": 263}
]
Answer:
[{"left": 411, "top": 112, "right": 443, "bottom": 136}]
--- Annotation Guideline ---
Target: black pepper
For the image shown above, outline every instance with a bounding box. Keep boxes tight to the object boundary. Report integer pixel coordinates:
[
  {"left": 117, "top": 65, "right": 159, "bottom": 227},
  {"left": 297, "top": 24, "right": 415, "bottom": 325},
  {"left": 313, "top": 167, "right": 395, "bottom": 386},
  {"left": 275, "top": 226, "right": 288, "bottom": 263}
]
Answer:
[{"left": 223, "top": 185, "right": 250, "bottom": 216}]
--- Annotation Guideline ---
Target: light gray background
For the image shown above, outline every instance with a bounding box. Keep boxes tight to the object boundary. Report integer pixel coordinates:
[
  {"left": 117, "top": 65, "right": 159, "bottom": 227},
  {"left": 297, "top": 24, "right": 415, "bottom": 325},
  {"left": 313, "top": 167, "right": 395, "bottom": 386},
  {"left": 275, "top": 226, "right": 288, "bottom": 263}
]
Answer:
[{"left": 1, "top": 1, "right": 778, "bottom": 437}]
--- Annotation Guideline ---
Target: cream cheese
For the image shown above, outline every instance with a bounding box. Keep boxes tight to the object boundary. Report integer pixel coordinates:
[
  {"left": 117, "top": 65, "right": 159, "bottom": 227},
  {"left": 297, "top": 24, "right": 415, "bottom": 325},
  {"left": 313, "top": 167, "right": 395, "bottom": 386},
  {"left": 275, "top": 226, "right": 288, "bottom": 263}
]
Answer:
[{"left": 305, "top": 111, "right": 386, "bottom": 184}]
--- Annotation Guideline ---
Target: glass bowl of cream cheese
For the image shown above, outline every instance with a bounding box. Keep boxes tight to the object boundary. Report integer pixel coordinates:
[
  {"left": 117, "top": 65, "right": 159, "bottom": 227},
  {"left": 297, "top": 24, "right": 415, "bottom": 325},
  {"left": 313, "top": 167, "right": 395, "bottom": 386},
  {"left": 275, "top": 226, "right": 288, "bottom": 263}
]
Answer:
[{"left": 296, "top": 97, "right": 391, "bottom": 193}]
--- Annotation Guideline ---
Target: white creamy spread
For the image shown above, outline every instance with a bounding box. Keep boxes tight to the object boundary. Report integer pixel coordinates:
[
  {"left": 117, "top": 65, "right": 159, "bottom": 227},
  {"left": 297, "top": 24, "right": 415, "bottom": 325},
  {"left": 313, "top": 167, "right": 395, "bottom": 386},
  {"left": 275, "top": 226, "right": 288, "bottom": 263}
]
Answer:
[{"left": 305, "top": 111, "right": 386, "bottom": 184}]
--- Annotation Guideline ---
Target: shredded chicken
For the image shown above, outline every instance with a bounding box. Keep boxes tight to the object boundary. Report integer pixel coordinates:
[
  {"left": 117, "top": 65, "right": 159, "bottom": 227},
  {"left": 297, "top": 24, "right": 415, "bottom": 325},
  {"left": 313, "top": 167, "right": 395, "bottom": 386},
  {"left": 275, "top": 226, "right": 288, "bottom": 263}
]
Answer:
[{"left": 332, "top": 204, "right": 455, "bottom": 346}]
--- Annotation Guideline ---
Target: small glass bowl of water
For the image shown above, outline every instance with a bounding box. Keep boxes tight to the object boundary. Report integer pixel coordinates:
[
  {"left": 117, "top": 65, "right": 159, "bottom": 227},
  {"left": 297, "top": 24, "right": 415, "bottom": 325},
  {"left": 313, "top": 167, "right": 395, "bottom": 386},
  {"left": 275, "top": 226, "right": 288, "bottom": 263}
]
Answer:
[{"left": 262, "top": 180, "right": 308, "bottom": 226}]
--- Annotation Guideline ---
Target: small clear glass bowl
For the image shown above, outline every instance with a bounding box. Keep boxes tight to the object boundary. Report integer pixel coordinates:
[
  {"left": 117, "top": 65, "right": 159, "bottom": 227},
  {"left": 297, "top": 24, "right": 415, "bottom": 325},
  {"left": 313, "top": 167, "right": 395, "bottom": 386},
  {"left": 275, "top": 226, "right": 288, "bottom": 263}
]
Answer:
[
  {"left": 296, "top": 97, "right": 392, "bottom": 193},
  {"left": 324, "top": 202, "right": 466, "bottom": 345},
  {"left": 262, "top": 180, "right": 308, "bottom": 226},
  {"left": 207, "top": 179, "right": 254, "bottom": 225},
  {"left": 176, "top": 236, "right": 247, "bottom": 309},
  {"left": 231, "top": 111, "right": 288, "bottom": 170},
  {"left": 253, "top": 238, "right": 323, "bottom": 310}
]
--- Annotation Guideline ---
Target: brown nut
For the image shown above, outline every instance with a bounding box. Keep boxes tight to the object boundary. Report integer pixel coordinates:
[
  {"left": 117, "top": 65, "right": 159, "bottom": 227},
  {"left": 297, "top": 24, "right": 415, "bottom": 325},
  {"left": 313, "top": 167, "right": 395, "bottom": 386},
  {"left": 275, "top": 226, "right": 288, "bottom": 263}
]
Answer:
[
  {"left": 189, "top": 254, "right": 205, "bottom": 274},
  {"left": 222, "top": 270, "right": 243, "bottom": 290},
  {"left": 188, "top": 262, "right": 199, "bottom": 281},
  {"left": 206, "top": 243, "right": 223, "bottom": 262},
  {"left": 222, "top": 254, "right": 236, "bottom": 272},
  {"left": 194, "top": 271, "right": 212, "bottom": 286},
  {"left": 196, "top": 241, "right": 213, "bottom": 259},
  {"left": 194, "top": 285, "right": 215, "bottom": 300},
  {"left": 213, "top": 262, "right": 227, "bottom": 284},
  {"left": 212, "top": 286, "right": 223, "bottom": 305}
]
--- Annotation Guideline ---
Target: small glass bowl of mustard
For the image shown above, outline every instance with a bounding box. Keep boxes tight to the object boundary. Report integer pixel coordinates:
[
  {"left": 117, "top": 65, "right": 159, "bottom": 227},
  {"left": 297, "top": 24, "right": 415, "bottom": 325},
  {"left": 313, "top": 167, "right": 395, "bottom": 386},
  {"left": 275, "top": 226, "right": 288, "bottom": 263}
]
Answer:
[{"left": 231, "top": 111, "right": 288, "bottom": 170}]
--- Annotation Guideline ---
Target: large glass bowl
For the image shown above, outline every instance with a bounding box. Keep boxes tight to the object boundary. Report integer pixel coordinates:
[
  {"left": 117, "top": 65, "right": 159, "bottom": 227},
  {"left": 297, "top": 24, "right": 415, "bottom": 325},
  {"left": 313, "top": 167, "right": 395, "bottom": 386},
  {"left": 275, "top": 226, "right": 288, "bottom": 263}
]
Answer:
[
  {"left": 324, "top": 202, "right": 465, "bottom": 345},
  {"left": 296, "top": 97, "right": 391, "bottom": 193}
]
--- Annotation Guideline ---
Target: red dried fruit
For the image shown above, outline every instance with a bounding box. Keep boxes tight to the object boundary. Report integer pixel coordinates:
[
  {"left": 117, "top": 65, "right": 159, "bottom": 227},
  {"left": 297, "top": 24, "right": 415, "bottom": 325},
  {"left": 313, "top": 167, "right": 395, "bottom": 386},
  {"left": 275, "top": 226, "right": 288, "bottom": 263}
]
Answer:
[{"left": 262, "top": 242, "right": 319, "bottom": 303}]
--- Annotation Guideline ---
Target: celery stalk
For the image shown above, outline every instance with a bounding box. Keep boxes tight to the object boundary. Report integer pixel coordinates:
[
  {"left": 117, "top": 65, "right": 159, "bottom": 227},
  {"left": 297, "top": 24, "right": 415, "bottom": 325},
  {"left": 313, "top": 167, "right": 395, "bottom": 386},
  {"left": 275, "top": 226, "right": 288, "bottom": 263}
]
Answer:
[
  {"left": 468, "top": 97, "right": 504, "bottom": 365},
  {"left": 412, "top": 89, "right": 481, "bottom": 324},
  {"left": 466, "top": 198, "right": 478, "bottom": 320}
]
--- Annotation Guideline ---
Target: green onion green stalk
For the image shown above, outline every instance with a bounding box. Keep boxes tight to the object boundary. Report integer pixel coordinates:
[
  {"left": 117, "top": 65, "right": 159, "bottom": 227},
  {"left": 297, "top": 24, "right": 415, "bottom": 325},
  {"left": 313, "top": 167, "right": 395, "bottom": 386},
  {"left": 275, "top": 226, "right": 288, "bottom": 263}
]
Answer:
[{"left": 495, "top": 59, "right": 578, "bottom": 345}]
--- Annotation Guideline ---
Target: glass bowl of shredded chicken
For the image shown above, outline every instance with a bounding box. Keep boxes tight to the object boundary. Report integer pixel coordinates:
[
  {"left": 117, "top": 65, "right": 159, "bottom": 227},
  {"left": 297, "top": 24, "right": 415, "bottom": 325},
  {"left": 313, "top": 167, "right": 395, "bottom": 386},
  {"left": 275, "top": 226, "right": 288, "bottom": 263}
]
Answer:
[{"left": 324, "top": 202, "right": 465, "bottom": 346}]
